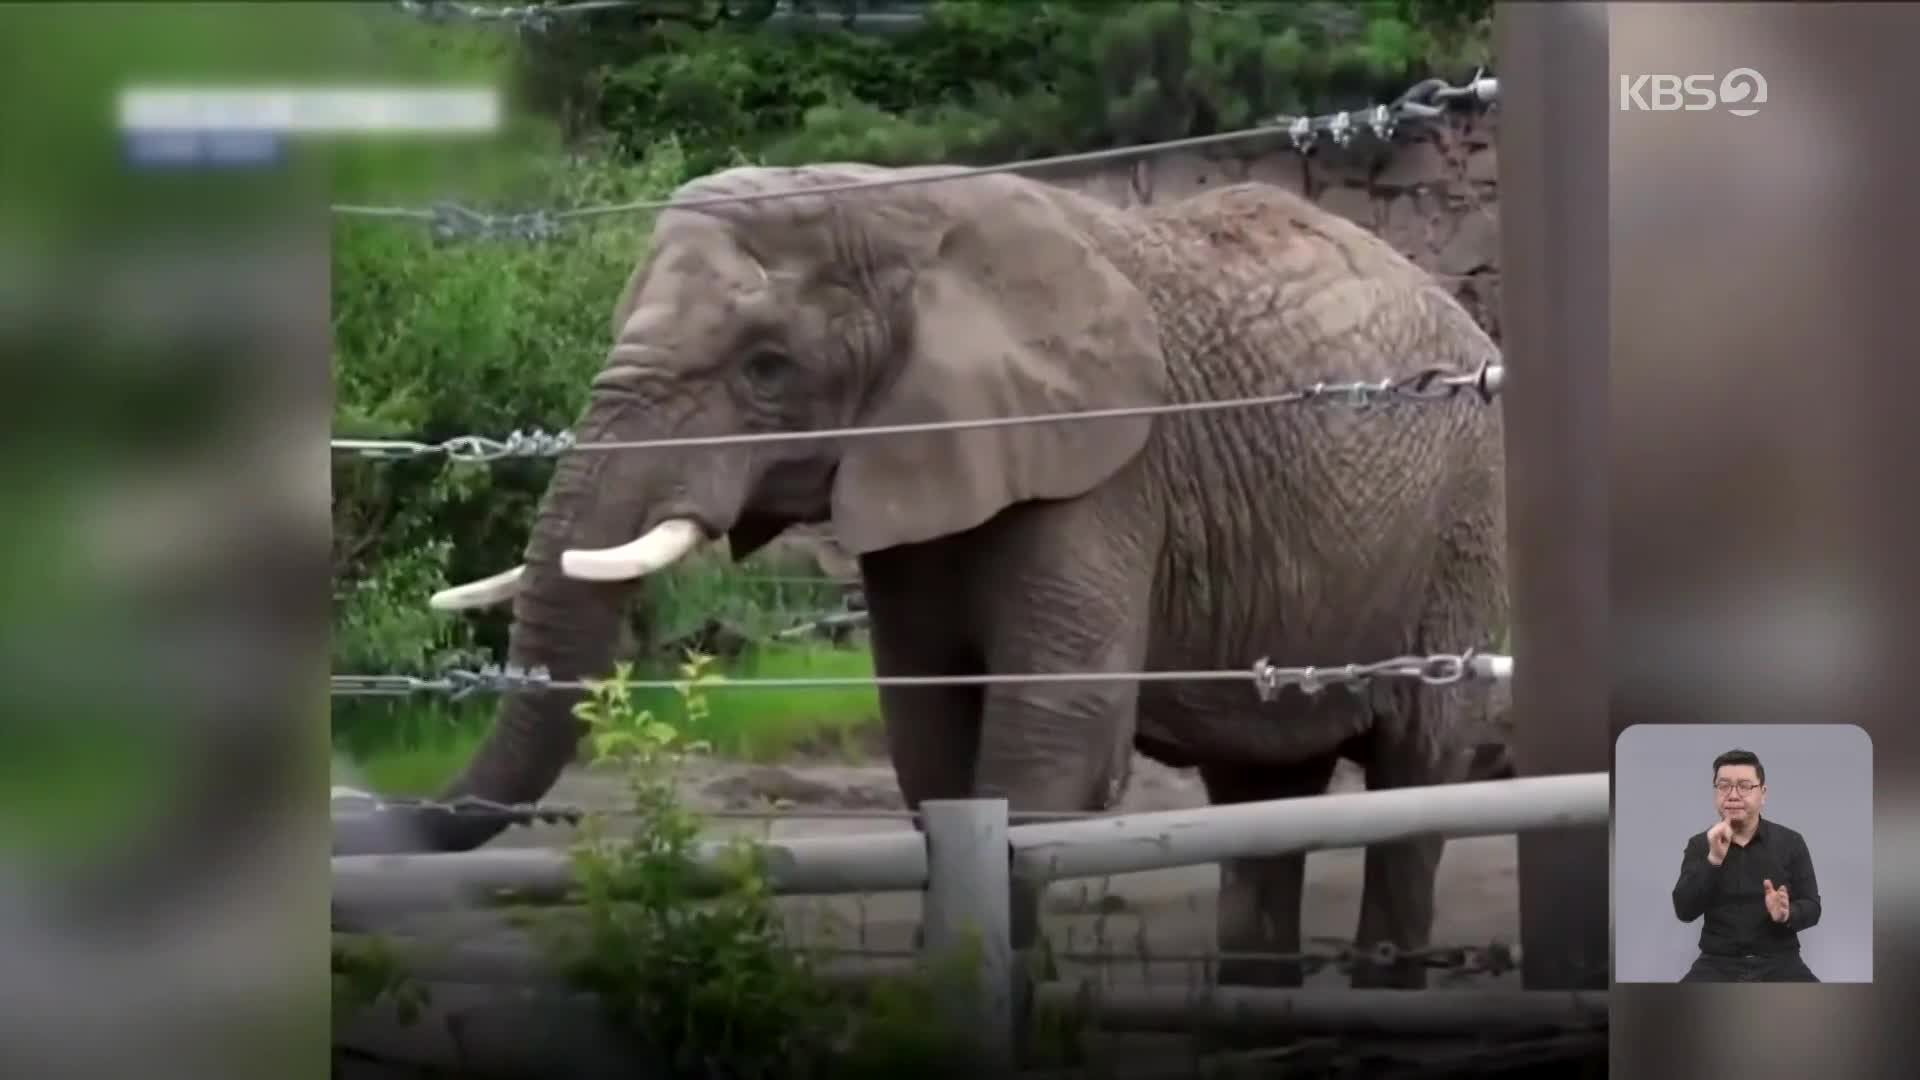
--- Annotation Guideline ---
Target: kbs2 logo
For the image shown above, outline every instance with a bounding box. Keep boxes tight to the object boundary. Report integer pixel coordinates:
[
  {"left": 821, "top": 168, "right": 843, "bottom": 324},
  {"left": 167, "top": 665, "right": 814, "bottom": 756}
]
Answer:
[{"left": 1618, "top": 68, "right": 1768, "bottom": 116}]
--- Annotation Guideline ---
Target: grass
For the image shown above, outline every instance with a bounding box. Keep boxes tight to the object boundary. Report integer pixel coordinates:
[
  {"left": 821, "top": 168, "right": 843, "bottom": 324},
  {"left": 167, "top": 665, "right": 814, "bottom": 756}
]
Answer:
[
  {"left": 632, "top": 642, "right": 882, "bottom": 762},
  {"left": 336, "top": 640, "right": 882, "bottom": 796}
]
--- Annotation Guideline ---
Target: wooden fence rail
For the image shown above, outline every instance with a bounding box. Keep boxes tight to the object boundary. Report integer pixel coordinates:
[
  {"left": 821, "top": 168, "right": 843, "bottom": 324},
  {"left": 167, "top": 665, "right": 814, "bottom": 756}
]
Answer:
[
  {"left": 333, "top": 773, "right": 1607, "bottom": 917},
  {"left": 333, "top": 771, "right": 1611, "bottom": 1069}
]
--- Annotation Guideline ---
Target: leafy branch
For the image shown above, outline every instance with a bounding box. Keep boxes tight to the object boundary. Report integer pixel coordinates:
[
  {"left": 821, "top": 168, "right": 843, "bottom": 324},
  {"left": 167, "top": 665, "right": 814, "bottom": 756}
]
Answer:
[{"left": 520, "top": 653, "right": 995, "bottom": 1077}]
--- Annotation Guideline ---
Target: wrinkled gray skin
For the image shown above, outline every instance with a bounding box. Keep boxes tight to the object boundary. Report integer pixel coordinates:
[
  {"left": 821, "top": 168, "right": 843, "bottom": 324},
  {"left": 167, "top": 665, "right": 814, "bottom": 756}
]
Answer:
[{"left": 413, "top": 164, "right": 1508, "bottom": 990}]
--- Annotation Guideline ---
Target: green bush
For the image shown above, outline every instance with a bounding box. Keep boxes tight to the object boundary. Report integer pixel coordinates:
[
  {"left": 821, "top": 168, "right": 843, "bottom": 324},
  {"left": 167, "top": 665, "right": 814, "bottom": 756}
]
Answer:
[
  {"left": 329, "top": 139, "right": 690, "bottom": 747},
  {"left": 518, "top": 0, "right": 1493, "bottom": 173},
  {"left": 337, "top": 660, "right": 1024, "bottom": 1076}
]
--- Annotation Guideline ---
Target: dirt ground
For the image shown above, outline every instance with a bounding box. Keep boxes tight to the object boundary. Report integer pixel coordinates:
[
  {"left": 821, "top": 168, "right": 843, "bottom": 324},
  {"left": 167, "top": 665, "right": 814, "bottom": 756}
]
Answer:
[{"left": 478, "top": 749, "right": 1524, "bottom": 991}]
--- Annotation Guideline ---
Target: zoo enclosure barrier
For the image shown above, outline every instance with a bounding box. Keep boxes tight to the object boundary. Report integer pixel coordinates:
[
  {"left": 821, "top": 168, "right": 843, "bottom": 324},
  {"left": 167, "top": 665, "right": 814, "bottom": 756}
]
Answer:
[
  {"left": 332, "top": 772, "right": 1612, "bottom": 1069},
  {"left": 326, "top": 63, "right": 1573, "bottom": 1066}
]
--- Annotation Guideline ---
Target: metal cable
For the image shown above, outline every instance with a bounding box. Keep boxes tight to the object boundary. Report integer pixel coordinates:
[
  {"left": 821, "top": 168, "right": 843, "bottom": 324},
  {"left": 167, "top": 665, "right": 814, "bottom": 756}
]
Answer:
[
  {"left": 330, "top": 648, "right": 1511, "bottom": 701},
  {"left": 395, "top": 0, "right": 643, "bottom": 27},
  {"left": 326, "top": 792, "right": 1102, "bottom": 826},
  {"left": 334, "top": 361, "right": 1502, "bottom": 462},
  {"left": 330, "top": 72, "right": 1499, "bottom": 242}
]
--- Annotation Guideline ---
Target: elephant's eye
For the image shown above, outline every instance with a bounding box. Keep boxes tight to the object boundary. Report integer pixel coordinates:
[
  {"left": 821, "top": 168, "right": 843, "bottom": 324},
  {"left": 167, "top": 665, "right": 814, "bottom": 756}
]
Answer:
[{"left": 743, "top": 348, "right": 791, "bottom": 383}]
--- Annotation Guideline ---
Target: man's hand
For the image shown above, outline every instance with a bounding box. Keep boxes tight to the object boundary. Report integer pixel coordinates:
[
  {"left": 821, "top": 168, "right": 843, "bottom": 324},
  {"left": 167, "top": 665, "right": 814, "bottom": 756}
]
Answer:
[
  {"left": 1706, "top": 820, "right": 1733, "bottom": 865},
  {"left": 1764, "top": 879, "right": 1791, "bottom": 924}
]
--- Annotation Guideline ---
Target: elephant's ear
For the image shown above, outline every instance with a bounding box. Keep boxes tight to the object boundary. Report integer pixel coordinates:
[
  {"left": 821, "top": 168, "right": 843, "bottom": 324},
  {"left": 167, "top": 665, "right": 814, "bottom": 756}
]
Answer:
[
  {"left": 608, "top": 247, "right": 660, "bottom": 341},
  {"left": 829, "top": 176, "right": 1169, "bottom": 555}
]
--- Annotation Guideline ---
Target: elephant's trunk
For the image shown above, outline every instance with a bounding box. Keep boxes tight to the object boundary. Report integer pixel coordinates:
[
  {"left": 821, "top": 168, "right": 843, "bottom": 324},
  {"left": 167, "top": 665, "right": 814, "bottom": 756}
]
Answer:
[
  {"left": 422, "top": 441, "right": 640, "bottom": 851},
  {"left": 362, "top": 389, "right": 749, "bottom": 854},
  {"left": 398, "top": 380, "right": 714, "bottom": 851}
]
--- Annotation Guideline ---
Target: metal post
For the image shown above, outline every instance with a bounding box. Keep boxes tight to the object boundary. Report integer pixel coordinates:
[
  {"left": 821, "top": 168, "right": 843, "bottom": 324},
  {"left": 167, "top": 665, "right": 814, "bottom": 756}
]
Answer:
[
  {"left": 1009, "top": 774, "right": 1609, "bottom": 881},
  {"left": 919, "top": 799, "right": 1014, "bottom": 1070},
  {"left": 1493, "top": 2, "right": 1613, "bottom": 991}
]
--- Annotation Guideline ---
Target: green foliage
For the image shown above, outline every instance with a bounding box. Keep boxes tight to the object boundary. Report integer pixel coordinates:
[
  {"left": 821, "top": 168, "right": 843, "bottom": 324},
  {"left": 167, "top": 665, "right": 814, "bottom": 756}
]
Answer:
[
  {"left": 329, "top": 135, "right": 690, "bottom": 750},
  {"left": 520, "top": 656, "right": 999, "bottom": 1077},
  {"left": 332, "top": 934, "right": 430, "bottom": 1027},
  {"left": 517, "top": 0, "right": 1493, "bottom": 176},
  {"left": 330, "top": 138, "right": 688, "bottom": 585},
  {"left": 624, "top": 641, "right": 881, "bottom": 762},
  {"left": 334, "top": 659, "right": 1050, "bottom": 1073}
]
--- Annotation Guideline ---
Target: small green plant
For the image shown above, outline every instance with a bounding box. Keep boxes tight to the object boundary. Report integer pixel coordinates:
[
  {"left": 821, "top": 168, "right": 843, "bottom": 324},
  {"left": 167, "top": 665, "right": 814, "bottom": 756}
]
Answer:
[
  {"left": 531, "top": 652, "right": 988, "bottom": 1077},
  {"left": 332, "top": 933, "right": 431, "bottom": 1028}
]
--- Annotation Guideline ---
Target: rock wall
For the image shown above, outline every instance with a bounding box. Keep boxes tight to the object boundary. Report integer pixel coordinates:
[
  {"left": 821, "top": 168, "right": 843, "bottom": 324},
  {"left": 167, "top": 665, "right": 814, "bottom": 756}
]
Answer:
[{"left": 1038, "top": 108, "right": 1503, "bottom": 343}]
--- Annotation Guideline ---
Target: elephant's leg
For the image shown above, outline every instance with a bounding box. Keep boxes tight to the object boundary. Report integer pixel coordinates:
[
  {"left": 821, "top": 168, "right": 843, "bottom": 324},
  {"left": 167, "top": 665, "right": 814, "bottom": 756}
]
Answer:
[
  {"left": 1198, "top": 755, "right": 1343, "bottom": 988},
  {"left": 972, "top": 620, "right": 1149, "bottom": 812},
  {"left": 965, "top": 495, "right": 1159, "bottom": 814},
  {"left": 1349, "top": 738, "right": 1449, "bottom": 990},
  {"left": 1352, "top": 496, "right": 1507, "bottom": 990},
  {"left": 878, "top": 682, "right": 982, "bottom": 808},
  {"left": 859, "top": 547, "right": 983, "bottom": 808}
]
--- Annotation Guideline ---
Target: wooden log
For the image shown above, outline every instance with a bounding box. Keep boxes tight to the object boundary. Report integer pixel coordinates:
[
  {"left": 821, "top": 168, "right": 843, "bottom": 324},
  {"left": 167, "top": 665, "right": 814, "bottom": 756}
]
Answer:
[
  {"left": 332, "top": 830, "right": 928, "bottom": 925},
  {"left": 332, "top": 931, "right": 915, "bottom": 990},
  {"left": 1033, "top": 982, "right": 1609, "bottom": 1038}
]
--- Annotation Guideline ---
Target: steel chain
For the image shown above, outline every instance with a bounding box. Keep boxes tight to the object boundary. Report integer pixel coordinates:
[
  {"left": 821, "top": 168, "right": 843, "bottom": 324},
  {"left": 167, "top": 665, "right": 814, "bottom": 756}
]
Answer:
[
  {"left": 330, "top": 789, "right": 587, "bottom": 827},
  {"left": 428, "top": 202, "right": 564, "bottom": 244}
]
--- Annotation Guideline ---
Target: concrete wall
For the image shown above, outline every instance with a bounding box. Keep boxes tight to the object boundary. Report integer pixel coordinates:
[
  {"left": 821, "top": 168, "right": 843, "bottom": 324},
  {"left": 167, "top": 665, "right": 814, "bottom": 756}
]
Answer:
[{"left": 1037, "top": 108, "right": 1504, "bottom": 343}]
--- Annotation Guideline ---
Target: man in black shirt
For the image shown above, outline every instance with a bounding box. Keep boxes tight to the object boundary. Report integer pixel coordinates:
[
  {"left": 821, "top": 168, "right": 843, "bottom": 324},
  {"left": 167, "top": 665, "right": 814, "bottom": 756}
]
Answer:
[{"left": 1670, "top": 748, "right": 1822, "bottom": 981}]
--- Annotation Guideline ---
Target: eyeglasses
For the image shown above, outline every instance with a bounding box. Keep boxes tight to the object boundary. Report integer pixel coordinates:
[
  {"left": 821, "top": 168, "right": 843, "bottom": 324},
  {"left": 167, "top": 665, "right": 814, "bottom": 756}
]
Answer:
[{"left": 1714, "top": 781, "right": 1761, "bottom": 794}]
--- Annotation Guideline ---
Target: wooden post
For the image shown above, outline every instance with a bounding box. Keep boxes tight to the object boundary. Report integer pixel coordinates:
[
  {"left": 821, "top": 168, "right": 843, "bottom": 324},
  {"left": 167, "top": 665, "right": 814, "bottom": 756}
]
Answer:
[
  {"left": 919, "top": 799, "right": 1014, "bottom": 1071},
  {"left": 1494, "top": 2, "right": 1614, "bottom": 991}
]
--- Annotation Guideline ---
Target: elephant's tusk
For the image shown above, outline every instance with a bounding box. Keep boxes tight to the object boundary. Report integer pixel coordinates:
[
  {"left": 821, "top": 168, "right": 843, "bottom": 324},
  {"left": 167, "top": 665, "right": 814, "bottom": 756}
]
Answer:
[
  {"left": 429, "top": 564, "right": 526, "bottom": 611},
  {"left": 561, "top": 518, "right": 704, "bottom": 582}
]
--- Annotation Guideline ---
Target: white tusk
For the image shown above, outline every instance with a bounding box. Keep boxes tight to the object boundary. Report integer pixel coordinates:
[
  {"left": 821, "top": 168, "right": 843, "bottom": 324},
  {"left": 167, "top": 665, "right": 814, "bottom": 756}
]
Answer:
[
  {"left": 429, "top": 564, "right": 526, "bottom": 611},
  {"left": 561, "top": 518, "right": 705, "bottom": 582}
]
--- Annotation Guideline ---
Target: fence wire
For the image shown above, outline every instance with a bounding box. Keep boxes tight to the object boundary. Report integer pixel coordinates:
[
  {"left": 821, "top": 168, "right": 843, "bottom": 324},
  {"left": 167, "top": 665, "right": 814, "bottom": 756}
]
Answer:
[
  {"left": 333, "top": 361, "right": 1503, "bottom": 463},
  {"left": 338, "top": 926, "right": 1517, "bottom": 981},
  {"left": 395, "top": 0, "right": 643, "bottom": 31},
  {"left": 328, "top": 789, "right": 1103, "bottom": 827},
  {"left": 799, "top": 940, "right": 1521, "bottom": 978},
  {"left": 332, "top": 648, "right": 1509, "bottom": 831},
  {"left": 331, "top": 648, "right": 1510, "bottom": 701},
  {"left": 330, "top": 71, "right": 1498, "bottom": 242}
]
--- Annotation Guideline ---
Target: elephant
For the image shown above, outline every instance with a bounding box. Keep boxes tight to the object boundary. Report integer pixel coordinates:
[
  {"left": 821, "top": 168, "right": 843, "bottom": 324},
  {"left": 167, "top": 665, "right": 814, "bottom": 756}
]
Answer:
[{"left": 406, "top": 162, "right": 1509, "bottom": 991}]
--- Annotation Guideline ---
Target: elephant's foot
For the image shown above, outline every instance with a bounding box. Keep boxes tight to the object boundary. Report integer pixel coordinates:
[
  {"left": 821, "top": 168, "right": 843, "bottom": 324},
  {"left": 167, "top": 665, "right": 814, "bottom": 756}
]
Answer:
[
  {"left": 1197, "top": 757, "right": 1340, "bottom": 994},
  {"left": 1211, "top": 853, "right": 1310, "bottom": 988},
  {"left": 1347, "top": 701, "right": 1457, "bottom": 990},
  {"left": 1350, "top": 834, "right": 1445, "bottom": 990}
]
